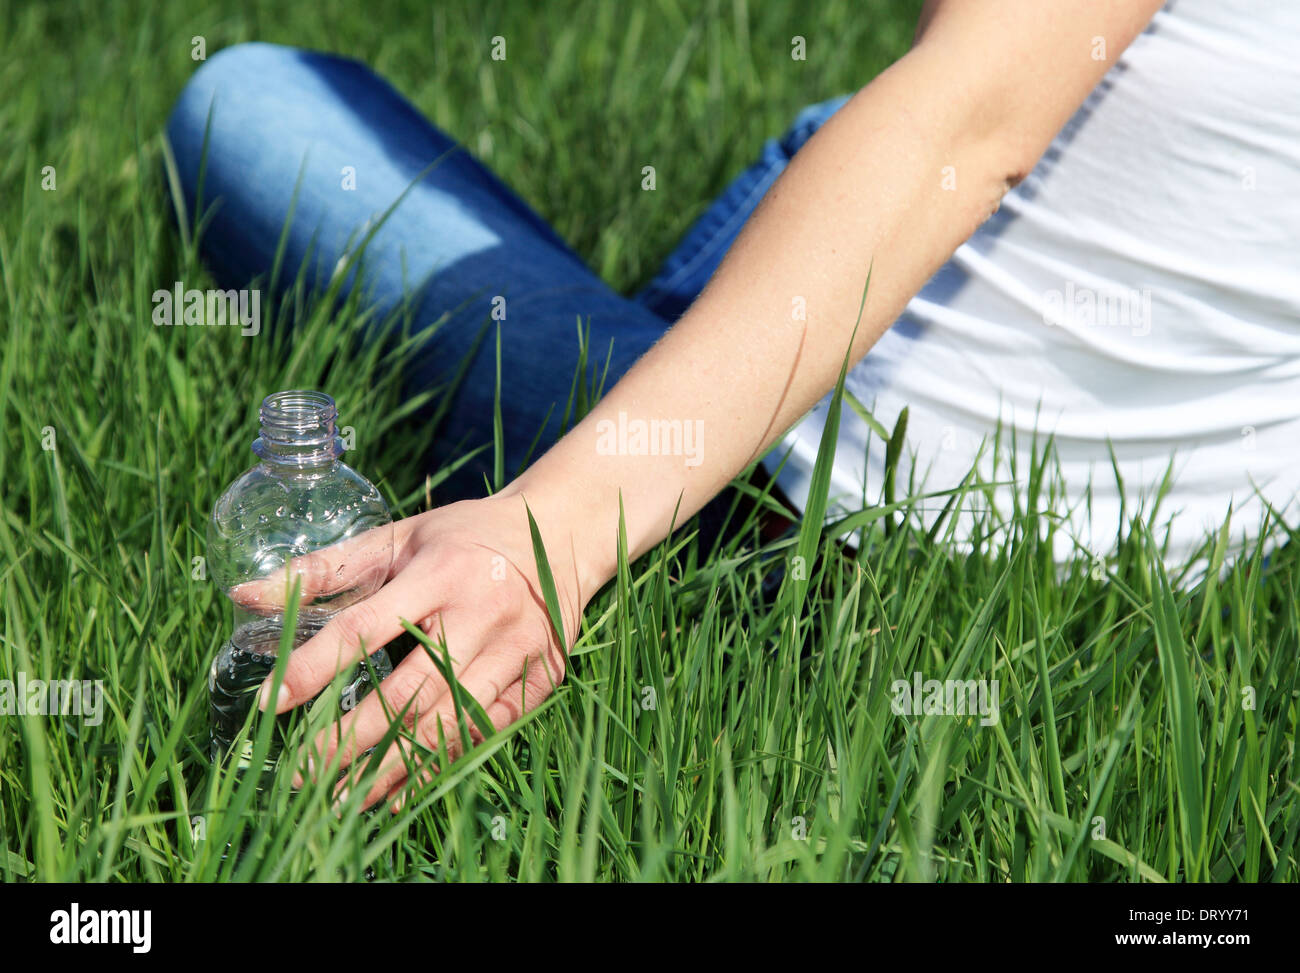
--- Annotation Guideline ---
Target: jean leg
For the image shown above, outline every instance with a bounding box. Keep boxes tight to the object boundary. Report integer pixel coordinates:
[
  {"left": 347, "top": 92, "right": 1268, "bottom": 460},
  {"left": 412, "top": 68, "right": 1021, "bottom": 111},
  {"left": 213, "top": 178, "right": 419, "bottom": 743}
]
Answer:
[{"left": 166, "top": 42, "right": 670, "bottom": 498}]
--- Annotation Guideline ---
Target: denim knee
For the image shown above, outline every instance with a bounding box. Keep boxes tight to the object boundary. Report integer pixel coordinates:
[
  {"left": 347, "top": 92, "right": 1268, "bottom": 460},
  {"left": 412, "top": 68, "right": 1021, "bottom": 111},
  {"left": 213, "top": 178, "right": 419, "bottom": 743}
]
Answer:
[{"left": 166, "top": 43, "right": 305, "bottom": 164}]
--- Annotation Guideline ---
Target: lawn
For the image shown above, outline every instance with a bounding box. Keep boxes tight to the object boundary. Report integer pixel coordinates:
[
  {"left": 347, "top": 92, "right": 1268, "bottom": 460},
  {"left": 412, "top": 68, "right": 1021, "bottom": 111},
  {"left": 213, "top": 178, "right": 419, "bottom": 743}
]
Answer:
[{"left": 1, "top": 0, "right": 1296, "bottom": 882}]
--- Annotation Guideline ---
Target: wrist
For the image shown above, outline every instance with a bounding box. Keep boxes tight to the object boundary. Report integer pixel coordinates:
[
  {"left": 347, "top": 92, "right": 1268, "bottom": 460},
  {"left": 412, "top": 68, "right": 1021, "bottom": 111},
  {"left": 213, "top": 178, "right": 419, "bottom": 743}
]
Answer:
[
  {"left": 497, "top": 403, "right": 721, "bottom": 602},
  {"left": 492, "top": 472, "right": 618, "bottom": 611}
]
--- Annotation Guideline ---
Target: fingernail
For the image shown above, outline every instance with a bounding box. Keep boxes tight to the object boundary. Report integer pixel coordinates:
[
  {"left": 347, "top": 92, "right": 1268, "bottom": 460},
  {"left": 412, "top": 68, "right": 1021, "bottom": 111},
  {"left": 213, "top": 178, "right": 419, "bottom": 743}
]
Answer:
[
  {"left": 258, "top": 681, "right": 291, "bottom": 712},
  {"left": 332, "top": 786, "right": 350, "bottom": 816},
  {"left": 291, "top": 755, "right": 312, "bottom": 789}
]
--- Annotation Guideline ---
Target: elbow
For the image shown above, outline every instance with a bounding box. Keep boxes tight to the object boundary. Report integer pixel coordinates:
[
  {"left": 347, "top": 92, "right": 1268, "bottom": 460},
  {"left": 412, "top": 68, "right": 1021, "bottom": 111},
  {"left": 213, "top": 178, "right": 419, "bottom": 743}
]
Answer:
[
  {"left": 972, "top": 130, "right": 1038, "bottom": 221},
  {"left": 999, "top": 137, "right": 1036, "bottom": 192}
]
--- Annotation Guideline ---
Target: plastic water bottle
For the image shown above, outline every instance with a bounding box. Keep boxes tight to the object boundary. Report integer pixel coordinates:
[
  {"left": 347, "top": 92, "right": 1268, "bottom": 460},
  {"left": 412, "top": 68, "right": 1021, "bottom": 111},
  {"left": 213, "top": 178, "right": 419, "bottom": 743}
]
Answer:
[{"left": 207, "top": 390, "right": 394, "bottom": 784}]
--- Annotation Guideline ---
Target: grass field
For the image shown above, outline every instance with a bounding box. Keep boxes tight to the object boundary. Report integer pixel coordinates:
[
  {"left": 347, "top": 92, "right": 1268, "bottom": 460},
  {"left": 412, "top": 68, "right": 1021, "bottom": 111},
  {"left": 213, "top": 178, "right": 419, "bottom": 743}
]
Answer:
[{"left": 1, "top": 0, "right": 1297, "bottom": 882}]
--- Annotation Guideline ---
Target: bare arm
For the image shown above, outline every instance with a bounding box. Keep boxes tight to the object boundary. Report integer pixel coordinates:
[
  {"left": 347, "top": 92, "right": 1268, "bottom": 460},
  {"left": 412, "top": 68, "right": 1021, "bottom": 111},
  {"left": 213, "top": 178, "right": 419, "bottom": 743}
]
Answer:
[
  {"left": 506, "top": 0, "right": 1167, "bottom": 597},
  {"left": 273, "top": 0, "right": 1167, "bottom": 808}
]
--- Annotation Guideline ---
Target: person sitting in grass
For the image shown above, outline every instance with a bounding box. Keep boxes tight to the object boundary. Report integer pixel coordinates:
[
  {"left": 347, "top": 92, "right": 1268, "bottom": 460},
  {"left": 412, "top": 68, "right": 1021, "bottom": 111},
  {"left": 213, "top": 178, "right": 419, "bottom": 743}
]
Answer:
[{"left": 166, "top": 0, "right": 1300, "bottom": 808}]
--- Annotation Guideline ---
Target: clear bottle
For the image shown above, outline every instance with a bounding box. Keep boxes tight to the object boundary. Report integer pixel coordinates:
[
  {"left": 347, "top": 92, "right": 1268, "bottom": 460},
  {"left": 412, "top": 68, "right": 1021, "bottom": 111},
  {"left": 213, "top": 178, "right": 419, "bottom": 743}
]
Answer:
[{"left": 207, "top": 390, "right": 394, "bottom": 782}]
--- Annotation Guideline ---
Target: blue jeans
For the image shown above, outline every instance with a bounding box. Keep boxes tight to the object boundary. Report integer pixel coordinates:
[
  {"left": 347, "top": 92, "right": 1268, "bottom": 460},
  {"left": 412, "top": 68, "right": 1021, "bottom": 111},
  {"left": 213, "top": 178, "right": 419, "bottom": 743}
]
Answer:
[{"left": 167, "top": 42, "right": 849, "bottom": 507}]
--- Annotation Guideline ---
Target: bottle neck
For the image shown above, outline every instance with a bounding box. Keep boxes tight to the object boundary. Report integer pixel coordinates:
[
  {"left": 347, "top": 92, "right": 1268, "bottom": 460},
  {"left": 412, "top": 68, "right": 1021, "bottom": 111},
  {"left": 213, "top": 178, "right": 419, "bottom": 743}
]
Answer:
[{"left": 252, "top": 390, "right": 344, "bottom": 472}]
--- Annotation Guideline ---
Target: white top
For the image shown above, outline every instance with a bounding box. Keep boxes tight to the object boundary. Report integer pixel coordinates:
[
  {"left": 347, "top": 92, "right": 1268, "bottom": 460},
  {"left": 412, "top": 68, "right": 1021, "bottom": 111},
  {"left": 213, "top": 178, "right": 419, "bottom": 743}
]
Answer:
[{"left": 768, "top": 0, "right": 1300, "bottom": 569}]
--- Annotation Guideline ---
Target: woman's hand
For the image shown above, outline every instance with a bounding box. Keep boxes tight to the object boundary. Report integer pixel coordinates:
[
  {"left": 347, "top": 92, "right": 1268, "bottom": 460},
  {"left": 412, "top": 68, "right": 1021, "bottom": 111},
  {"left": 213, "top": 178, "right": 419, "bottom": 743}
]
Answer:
[{"left": 244, "top": 493, "right": 590, "bottom": 811}]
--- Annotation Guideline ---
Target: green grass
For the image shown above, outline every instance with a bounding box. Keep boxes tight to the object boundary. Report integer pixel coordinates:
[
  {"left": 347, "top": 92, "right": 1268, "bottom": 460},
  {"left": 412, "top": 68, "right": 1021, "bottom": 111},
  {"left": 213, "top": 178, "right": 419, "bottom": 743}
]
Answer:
[{"left": 2, "top": 0, "right": 1297, "bottom": 882}]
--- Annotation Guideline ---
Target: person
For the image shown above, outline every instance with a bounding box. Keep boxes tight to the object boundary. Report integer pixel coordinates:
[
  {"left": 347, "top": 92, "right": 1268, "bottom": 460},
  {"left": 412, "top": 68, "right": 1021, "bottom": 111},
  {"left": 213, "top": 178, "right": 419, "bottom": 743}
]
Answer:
[{"left": 166, "top": 0, "right": 1300, "bottom": 810}]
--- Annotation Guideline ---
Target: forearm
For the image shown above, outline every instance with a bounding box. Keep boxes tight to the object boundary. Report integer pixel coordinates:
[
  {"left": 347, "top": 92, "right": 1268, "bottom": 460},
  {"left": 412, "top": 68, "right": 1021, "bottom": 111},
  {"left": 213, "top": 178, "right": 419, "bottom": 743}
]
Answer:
[
  {"left": 500, "top": 0, "right": 1163, "bottom": 601},
  {"left": 501, "top": 59, "right": 1012, "bottom": 597}
]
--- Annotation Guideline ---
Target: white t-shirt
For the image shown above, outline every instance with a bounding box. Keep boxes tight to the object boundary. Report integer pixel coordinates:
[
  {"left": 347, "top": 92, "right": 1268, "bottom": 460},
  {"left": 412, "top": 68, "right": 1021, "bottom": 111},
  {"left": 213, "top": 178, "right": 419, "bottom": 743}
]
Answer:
[{"left": 767, "top": 0, "right": 1300, "bottom": 568}]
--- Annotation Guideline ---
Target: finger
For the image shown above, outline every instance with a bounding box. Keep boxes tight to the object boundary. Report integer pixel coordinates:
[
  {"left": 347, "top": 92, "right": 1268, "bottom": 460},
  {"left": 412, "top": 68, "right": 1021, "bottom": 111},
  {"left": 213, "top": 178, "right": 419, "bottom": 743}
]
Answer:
[
  {"left": 259, "top": 563, "right": 435, "bottom": 714},
  {"left": 384, "top": 691, "right": 522, "bottom": 815},
  {"left": 476, "top": 646, "right": 561, "bottom": 730},
  {"left": 296, "top": 631, "right": 457, "bottom": 784},
  {"left": 230, "top": 526, "right": 393, "bottom": 610},
  {"left": 388, "top": 750, "right": 437, "bottom": 814},
  {"left": 349, "top": 660, "right": 511, "bottom": 810},
  {"left": 297, "top": 605, "right": 502, "bottom": 782},
  {"left": 383, "top": 689, "right": 518, "bottom": 814},
  {"left": 230, "top": 518, "right": 415, "bottom": 610},
  {"left": 387, "top": 662, "right": 558, "bottom": 812},
  {"left": 481, "top": 677, "right": 529, "bottom": 734}
]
